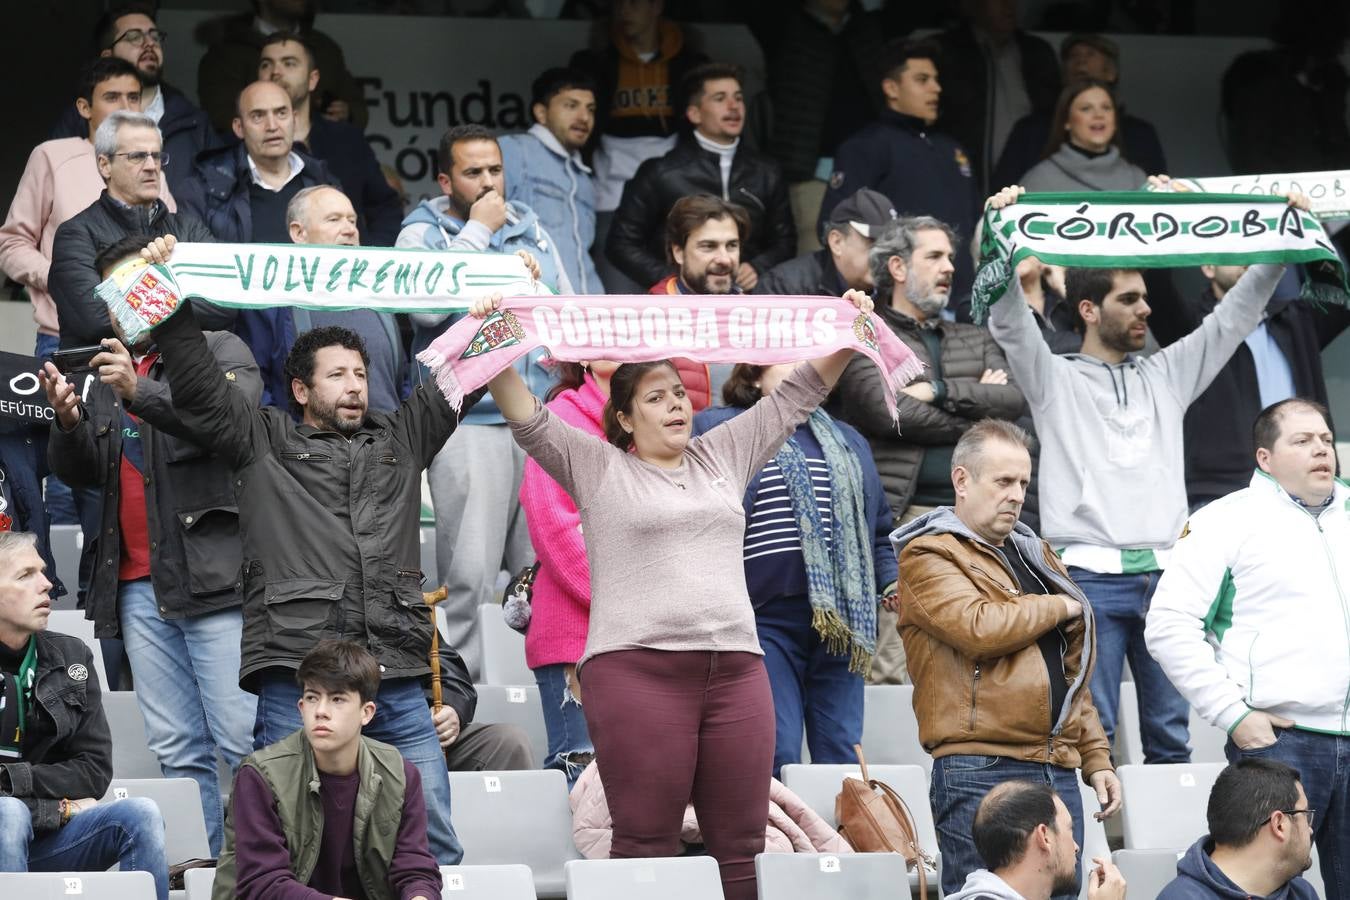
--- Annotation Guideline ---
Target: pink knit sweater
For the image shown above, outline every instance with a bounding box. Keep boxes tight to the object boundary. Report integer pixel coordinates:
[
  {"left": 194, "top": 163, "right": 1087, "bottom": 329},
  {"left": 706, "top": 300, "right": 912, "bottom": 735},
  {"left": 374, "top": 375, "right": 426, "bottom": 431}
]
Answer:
[{"left": 518, "top": 373, "right": 607, "bottom": 668}]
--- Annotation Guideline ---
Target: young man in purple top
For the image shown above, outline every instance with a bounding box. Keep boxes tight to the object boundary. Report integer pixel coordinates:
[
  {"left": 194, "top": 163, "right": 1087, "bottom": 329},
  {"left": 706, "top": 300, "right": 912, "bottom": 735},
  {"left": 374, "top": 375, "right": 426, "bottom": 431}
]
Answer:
[{"left": 212, "top": 641, "right": 441, "bottom": 900}]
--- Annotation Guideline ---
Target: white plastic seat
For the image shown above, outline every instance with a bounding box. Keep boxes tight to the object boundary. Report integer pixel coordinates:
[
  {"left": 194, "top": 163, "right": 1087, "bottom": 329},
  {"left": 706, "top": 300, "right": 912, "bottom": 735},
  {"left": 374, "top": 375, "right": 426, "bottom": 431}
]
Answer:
[
  {"left": 183, "top": 866, "right": 215, "bottom": 900},
  {"left": 478, "top": 603, "right": 532, "bottom": 685},
  {"left": 1117, "top": 763, "right": 1225, "bottom": 850},
  {"left": 102, "top": 692, "right": 161, "bottom": 779},
  {"left": 440, "top": 863, "right": 538, "bottom": 899},
  {"left": 755, "top": 852, "right": 913, "bottom": 900},
  {"left": 1110, "top": 848, "right": 1184, "bottom": 898},
  {"left": 46, "top": 609, "right": 110, "bottom": 691},
  {"left": 471, "top": 683, "right": 548, "bottom": 766},
  {"left": 101, "top": 778, "right": 210, "bottom": 865},
  {"left": 860, "top": 685, "right": 930, "bottom": 772},
  {"left": 0, "top": 871, "right": 156, "bottom": 899},
  {"left": 564, "top": 857, "right": 723, "bottom": 900}
]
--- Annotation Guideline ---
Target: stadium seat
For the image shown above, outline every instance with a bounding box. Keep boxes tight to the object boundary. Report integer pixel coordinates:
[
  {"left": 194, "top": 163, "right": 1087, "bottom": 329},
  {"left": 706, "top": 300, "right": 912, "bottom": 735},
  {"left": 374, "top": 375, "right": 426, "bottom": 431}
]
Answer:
[
  {"left": 1110, "top": 849, "right": 1183, "bottom": 897},
  {"left": 102, "top": 692, "right": 161, "bottom": 779},
  {"left": 0, "top": 871, "right": 156, "bottom": 899},
  {"left": 46, "top": 609, "right": 110, "bottom": 691},
  {"left": 421, "top": 525, "right": 437, "bottom": 583},
  {"left": 479, "top": 603, "right": 532, "bottom": 685},
  {"left": 755, "top": 852, "right": 913, "bottom": 900},
  {"left": 563, "top": 857, "right": 723, "bottom": 900},
  {"left": 1077, "top": 781, "right": 1112, "bottom": 900},
  {"left": 49, "top": 524, "right": 82, "bottom": 609},
  {"left": 1113, "top": 688, "right": 1143, "bottom": 766},
  {"left": 860, "top": 685, "right": 930, "bottom": 772},
  {"left": 1117, "top": 763, "right": 1225, "bottom": 850},
  {"left": 1187, "top": 707, "right": 1230, "bottom": 763},
  {"left": 448, "top": 769, "right": 580, "bottom": 897},
  {"left": 183, "top": 867, "right": 215, "bottom": 900},
  {"left": 101, "top": 778, "right": 210, "bottom": 865},
  {"left": 778, "top": 763, "right": 939, "bottom": 892},
  {"left": 441, "top": 864, "right": 538, "bottom": 899},
  {"left": 472, "top": 683, "right": 548, "bottom": 766}
]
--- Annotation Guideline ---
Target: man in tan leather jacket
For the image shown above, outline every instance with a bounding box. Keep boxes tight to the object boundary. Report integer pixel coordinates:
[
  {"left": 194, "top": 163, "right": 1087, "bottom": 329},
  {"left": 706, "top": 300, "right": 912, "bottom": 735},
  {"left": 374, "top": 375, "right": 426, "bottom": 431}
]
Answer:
[{"left": 893, "top": 419, "right": 1122, "bottom": 899}]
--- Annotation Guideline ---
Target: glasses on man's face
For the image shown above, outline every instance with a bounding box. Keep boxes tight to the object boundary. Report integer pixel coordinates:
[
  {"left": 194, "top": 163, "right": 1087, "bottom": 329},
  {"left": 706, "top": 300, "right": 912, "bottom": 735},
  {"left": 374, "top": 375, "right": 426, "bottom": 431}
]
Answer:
[
  {"left": 1264, "top": 807, "right": 1317, "bottom": 830},
  {"left": 112, "top": 151, "right": 169, "bottom": 168},
  {"left": 111, "top": 28, "right": 167, "bottom": 48}
]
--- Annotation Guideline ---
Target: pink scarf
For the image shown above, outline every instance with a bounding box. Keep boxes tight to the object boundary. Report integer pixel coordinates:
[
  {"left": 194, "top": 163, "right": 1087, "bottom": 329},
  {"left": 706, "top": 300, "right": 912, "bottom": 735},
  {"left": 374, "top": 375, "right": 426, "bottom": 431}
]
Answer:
[{"left": 417, "top": 295, "right": 925, "bottom": 421}]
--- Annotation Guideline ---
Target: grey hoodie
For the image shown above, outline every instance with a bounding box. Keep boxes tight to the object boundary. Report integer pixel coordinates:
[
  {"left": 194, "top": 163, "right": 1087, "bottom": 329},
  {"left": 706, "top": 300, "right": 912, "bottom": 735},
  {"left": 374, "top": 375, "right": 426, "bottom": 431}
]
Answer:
[
  {"left": 987, "top": 264, "right": 1282, "bottom": 552},
  {"left": 946, "top": 869, "right": 1030, "bottom": 900}
]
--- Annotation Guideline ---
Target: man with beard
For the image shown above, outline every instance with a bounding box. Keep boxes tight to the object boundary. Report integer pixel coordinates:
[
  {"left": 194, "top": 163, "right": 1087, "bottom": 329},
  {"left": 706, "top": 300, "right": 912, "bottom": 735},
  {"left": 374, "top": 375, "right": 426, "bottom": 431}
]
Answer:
[
  {"left": 50, "top": 3, "right": 220, "bottom": 201},
  {"left": 830, "top": 216, "right": 1025, "bottom": 685},
  {"left": 123, "top": 230, "right": 472, "bottom": 867},
  {"left": 948, "top": 781, "right": 1125, "bottom": 900},
  {"left": 984, "top": 185, "right": 1299, "bottom": 774},
  {"left": 894, "top": 423, "right": 1121, "bottom": 899},
  {"left": 396, "top": 124, "right": 562, "bottom": 680},
  {"left": 648, "top": 194, "right": 751, "bottom": 409}
]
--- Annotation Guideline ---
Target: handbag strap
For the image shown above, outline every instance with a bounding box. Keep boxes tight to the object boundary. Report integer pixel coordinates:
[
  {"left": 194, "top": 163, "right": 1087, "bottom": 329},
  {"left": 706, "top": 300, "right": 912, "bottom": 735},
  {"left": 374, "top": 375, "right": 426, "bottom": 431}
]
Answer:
[
  {"left": 868, "top": 777, "right": 932, "bottom": 897},
  {"left": 852, "top": 742, "right": 871, "bottom": 782}
]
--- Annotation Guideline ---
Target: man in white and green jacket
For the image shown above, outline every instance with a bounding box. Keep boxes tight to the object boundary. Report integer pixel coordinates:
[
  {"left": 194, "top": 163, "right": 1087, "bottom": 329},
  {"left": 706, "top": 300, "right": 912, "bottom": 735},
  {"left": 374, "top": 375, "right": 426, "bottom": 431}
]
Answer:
[{"left": 1146, "top": 398, "right": 1349, "bottom": 898}]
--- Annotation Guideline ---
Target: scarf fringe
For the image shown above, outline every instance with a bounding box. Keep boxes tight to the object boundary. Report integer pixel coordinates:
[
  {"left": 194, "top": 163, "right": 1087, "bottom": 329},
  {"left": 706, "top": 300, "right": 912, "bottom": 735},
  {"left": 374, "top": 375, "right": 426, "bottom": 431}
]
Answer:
[
  {"left": 415, "top": 347, "right": 466, "bottom": 412},
  {"left": 811, "top": 606, "right": 874, "bottom": 677}
]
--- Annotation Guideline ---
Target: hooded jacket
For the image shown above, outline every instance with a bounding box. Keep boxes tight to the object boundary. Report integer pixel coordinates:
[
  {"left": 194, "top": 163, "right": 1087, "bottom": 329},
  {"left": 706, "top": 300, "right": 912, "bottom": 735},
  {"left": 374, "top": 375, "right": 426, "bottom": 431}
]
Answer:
[
  {"left": 892, "top": 507, "right": 1113, "bottom": 778},
  {"left": 606, "top": 132, "right": 797, "bottom": 287},
  {"left": 396, "top": 196, "right": 562, "bottom": 426},
  {"left": 945, "top": 869, "right": 1030, "bottom": 900},
  {"left": 1158, "top": 836, "right": 1320, "bottom": 899}
]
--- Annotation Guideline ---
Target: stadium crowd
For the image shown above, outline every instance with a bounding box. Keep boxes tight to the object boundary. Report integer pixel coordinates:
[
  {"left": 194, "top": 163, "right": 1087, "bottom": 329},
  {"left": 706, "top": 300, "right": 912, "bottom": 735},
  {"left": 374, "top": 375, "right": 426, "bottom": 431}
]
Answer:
[{"left": 0, "top": 1, "right": 1348, "bottom": 899}]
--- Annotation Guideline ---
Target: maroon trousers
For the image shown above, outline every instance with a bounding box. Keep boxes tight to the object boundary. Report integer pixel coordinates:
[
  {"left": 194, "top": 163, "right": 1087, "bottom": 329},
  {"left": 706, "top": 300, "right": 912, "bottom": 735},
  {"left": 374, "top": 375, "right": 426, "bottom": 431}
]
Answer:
[{"left": 582, "top": 649, "right": 775, "bottom": 900}]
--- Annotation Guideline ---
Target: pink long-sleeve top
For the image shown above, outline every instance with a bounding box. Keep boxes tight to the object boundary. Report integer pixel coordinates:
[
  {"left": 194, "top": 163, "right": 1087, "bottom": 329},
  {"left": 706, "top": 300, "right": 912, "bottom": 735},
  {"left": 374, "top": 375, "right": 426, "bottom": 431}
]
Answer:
[
  {"left": 508, "top": 362, "right": 829, "bottom": 668},
  {"left": 518, "top": 373, "right": 608, "bottom": 669}
]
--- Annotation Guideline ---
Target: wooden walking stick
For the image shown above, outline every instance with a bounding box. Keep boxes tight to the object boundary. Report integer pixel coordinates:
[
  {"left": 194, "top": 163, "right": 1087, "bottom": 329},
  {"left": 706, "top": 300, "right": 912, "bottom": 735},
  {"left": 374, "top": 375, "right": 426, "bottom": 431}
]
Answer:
[{"left": 423, "top": 585, "right": 450, "bottom": 764}]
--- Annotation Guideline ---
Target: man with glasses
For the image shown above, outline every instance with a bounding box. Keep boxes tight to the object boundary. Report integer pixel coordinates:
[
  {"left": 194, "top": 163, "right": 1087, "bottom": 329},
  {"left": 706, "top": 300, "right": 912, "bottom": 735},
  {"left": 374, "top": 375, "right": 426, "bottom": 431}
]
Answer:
[
  {"left": 1157, "top": 759, "right": 1319, "bottom": 899},
  {"left": 1147, "top": 398, "right": 1350, "bottom": 897},
  {"left": 49, "top": 111, "right": 232, "bottom": 350},
  {"left": 50, "top": 3, "right": 219, "bottom": 200}
]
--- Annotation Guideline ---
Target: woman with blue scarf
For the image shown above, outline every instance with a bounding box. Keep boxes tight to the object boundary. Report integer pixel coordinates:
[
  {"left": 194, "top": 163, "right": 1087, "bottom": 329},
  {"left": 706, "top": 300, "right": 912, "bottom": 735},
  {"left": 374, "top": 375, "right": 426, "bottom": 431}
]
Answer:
[{"left": 694, "top": 363, "right": 897, "bottom": 777}]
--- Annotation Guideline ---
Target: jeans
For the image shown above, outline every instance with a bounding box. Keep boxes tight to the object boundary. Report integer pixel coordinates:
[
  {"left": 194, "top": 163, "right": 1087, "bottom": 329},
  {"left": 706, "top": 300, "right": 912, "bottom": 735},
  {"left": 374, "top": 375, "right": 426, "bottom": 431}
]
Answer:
[
  {"left": 0, "top": 795, "right": 168, "bottom": 900},
  {"left": 533, "top": 663, "right": 593, "bottom": 788},
  {"left": 931, "top": 755, "right": 1084, "bottom": 899},
  {"left": 117, "top": 579, "right": 255, "bottom": 856},
  {"left": 583, "top": 649, "right": 774, "bottom": 900},
  {"left": 1226, "top": 727, "right": 1350, "bottom": 898},
  {"left": 254, "top": 672, "right": 464, "bottom": 865},
  {"left": 755, "top": 593, "right": 864, "bottom": 777},
  {"left": 1067, "top": 567, "right": 1191, "bottom": 763}
]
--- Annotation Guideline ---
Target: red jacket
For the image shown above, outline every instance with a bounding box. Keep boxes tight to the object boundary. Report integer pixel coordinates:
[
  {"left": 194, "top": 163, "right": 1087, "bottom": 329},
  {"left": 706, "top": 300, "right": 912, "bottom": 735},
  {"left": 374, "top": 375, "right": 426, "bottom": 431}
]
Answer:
[{"left": 648, "top": 275, "right": 713, "bottom": 410}]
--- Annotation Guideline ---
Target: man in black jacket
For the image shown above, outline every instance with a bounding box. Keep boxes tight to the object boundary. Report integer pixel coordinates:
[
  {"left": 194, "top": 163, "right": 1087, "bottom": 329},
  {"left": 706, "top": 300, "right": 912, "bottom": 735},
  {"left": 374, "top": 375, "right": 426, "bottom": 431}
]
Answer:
[
  {"left": 606, "top": 62, "right": 795, "bottom": 291},
  {"left": 49, "top": 110, "right": 234, "bottom": 351},
  {"left": 0, "top": 531, "right": 168, "bottom": 897},
  {"left": 132, "top": 232, "right": 469, "bottom": 866},
  {"left": 431, "top": 643, "right": 532, "bottom": 773},
  {"left": 758, "top": 188, "right": 897, "bottom": 296},
  {"left": 44, "top": 236, "right": 262, "bottom": 858},
  {"left": 1149, "top": 265, "right": 1350, "bottom": 509},
  {"left": 258, "top": 32, "right": 401, "bottom": 246},
  {"left": 49, "top": 3, "right": 221, "bottom": 202}
]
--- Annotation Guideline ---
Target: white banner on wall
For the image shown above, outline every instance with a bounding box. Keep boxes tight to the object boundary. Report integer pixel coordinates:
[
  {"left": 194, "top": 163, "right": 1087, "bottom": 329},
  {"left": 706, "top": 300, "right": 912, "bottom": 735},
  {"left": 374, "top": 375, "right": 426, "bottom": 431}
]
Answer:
[{"left": 160, "top": 13, "right": 765, "bottom": 204}]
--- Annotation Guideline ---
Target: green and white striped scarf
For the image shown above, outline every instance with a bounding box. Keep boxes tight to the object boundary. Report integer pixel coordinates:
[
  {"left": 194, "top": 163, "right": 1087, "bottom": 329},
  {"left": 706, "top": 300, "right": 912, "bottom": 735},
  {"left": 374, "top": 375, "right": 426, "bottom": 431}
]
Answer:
[{"left": 971, "top": 192, "right": 1348, "bottom": 323}]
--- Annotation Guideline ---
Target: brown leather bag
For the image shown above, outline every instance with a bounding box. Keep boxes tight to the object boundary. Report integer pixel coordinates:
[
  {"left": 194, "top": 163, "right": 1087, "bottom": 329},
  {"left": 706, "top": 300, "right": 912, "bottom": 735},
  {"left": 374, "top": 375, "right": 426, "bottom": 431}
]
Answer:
[{"left": 835, "top": 743, "right": 933, "bottom": 897}]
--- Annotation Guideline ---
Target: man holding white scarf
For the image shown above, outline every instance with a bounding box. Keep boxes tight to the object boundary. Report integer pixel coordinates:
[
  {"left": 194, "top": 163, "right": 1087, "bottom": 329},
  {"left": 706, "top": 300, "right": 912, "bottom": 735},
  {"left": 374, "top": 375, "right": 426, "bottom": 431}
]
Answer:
[{"left": 983, "top": 185, "right": 1307, "bottom": 766}]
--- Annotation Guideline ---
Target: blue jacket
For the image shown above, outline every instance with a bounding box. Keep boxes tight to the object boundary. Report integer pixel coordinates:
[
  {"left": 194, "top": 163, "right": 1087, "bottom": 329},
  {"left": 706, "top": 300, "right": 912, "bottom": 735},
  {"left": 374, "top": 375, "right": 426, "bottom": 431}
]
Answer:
[
  {"left": 397, "top": 196, "right": 561, "bottom": 425},
  {"left": 50, "top": 83, "right": 221, "bottom": 203},
  {"left": 176, "top": 142, "right": 340, "bottom": 244},
  {"left": 500, "top": 125, "right": 602, "bottom": 294},
  {"left": 692, "top": 405, "right": 897, "bottom": 606},
  {"left": 301, "top": 116, "right": 403, "bottom": 247},
  {"left": 1158, "top": 836, "right": 1319, "bottom": 899},
  {"left": 819, "top": 110, "right": 977, "bottom": 304}
]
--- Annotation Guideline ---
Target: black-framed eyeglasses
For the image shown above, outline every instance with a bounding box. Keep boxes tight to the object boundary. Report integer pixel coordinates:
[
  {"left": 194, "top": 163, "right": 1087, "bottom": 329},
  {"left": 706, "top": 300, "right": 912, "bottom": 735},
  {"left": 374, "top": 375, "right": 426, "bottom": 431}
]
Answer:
[
  {"left": 111, "top": 151, "right": 169, "bottom": 167},
  {"left": 1264, "top": 808, "right": 1317, "bottom": 829},
  {"left": 111, "top": 28, "right": 167, "bottom": 48}
]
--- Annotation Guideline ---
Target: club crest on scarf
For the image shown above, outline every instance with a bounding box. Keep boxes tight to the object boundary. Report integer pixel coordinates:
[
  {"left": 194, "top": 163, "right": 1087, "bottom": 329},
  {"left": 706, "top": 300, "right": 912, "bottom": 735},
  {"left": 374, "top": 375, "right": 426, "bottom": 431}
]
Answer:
[
  {"left": 460, "top": 309, "right": 526, "bottom": 360},
  {"left": 852, "top": 314, "right": 880, "bottom": 353}
]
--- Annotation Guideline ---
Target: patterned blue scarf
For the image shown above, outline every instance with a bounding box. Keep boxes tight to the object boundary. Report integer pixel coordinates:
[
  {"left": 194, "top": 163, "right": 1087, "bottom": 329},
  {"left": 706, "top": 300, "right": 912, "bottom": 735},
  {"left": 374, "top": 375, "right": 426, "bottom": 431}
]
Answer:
[{"left": 774, "top": 409, "right": 877, "bottom": 674}]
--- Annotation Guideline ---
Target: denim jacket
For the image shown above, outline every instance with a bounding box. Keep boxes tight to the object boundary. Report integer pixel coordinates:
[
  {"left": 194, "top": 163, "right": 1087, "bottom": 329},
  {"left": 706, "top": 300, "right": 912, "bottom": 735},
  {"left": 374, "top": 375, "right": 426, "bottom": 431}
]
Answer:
[
  {"left": 397, "top": 196, "right": 559, "bottom": 424},
  {"left": 500, "top": 125, "right": 602, "bottom": 295}
]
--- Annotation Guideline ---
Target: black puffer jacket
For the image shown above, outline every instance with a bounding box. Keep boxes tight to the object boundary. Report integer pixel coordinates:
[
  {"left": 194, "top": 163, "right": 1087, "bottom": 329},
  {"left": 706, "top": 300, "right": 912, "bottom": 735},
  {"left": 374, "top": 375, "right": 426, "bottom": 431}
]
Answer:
[
  {"left": 756, "top": 248, "right": 845, "bottom": 297},
  {"left": 605, "top": 133, "right": 796, "bottom": 287},
  {"left": 0, "top": 632, "right": 112, "bottom": 834},
  {"left": 829, "top": 306, "right": 1026, "bottom": 516},
  {"left": 48, "top": 191, "right": 232, "bottom": 350},
  {"left": 154, "top": 305, "right": 467, "bottom": 691},
  {"left": 47, "top": 331, "right": 262, "bottom": 639}
]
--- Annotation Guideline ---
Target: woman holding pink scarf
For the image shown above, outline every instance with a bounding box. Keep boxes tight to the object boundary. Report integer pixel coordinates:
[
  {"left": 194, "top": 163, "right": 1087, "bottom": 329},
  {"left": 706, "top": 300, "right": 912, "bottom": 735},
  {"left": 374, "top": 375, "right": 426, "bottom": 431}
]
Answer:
[{"left": 471, "top": 289, "right": 875, "bottom": 900}]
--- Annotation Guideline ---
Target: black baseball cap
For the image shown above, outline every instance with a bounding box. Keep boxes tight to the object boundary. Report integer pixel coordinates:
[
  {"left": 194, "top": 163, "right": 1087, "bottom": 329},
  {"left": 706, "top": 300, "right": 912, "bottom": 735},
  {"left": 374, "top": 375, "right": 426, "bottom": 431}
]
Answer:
[{"left": 828, "top": 189, "right": 899, "bottom": 239}]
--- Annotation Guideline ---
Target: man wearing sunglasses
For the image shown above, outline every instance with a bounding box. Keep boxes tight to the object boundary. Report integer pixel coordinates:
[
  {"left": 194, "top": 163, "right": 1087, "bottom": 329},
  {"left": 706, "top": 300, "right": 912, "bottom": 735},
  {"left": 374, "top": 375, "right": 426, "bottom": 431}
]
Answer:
[
  {"left": 1158, "top": 759, "right": 1319, "bottom": 899},
  {"left": 49, "top": 3, "right": 218, "bottom": 201}
]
